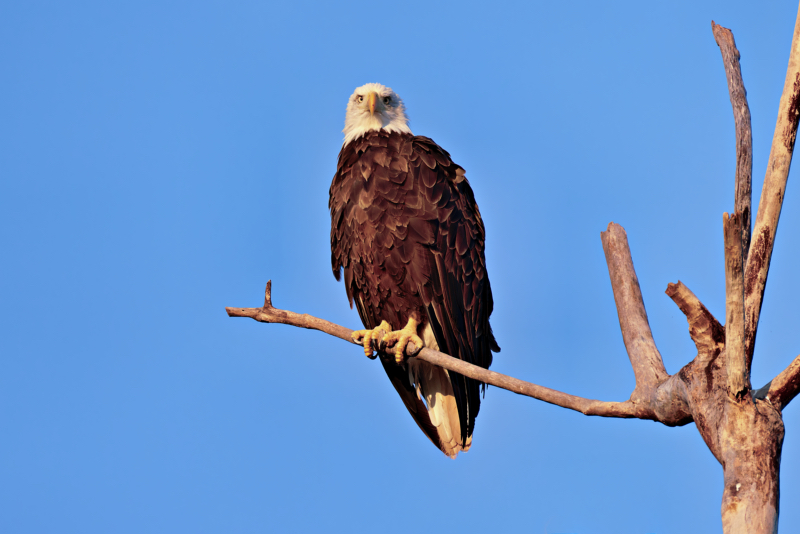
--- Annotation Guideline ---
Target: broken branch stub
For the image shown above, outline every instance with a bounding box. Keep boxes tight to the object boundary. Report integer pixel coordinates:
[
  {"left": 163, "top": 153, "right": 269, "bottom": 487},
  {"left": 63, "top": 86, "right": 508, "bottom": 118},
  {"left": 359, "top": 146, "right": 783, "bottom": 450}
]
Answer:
[
  {"left": 723, "top": 212, "right": 749, "bottom": 396},
  {"left": 713, "top": 21, "right": 753, "bottom": 255}
]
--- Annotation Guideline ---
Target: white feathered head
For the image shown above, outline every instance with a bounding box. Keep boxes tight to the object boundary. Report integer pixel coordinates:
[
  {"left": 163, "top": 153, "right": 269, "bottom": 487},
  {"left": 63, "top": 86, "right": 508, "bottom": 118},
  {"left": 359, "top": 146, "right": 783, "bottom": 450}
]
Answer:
[{"left": 342, "top": 83, "right": 412, "bottom": 145}]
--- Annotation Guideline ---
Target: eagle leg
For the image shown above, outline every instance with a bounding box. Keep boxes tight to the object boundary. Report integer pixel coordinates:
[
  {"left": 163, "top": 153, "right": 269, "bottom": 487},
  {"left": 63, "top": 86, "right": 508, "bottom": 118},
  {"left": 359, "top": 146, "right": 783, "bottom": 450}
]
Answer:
[
  {"left": 382, "top": 316, "right": 424, "bottom": 364},
  {"left": 352, "top": 320, "right": 392, "bottom": 359}
]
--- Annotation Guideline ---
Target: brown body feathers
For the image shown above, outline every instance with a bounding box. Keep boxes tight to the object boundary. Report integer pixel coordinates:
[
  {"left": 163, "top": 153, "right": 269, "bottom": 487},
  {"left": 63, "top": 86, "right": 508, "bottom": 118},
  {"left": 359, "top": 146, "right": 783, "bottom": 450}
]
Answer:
[{"left": 329, "top": 130, "right": 499, "bottom": 458}]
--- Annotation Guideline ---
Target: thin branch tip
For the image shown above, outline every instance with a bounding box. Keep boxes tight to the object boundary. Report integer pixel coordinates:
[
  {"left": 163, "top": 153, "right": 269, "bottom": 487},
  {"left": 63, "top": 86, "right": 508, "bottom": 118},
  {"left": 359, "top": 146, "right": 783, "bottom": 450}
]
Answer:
[{"left": 603, "top": 221, "right": 624, "bottom": 234}]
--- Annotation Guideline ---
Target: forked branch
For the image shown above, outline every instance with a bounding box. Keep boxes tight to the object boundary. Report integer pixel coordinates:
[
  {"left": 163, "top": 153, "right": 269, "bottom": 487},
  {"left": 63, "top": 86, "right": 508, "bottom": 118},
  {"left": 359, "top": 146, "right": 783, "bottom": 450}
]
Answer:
[
  {"left": 226, "top": 280, "right": 355, "bottom": 343},
  {"left": 714, "top": 18, "right": 800, "bottom": 405}
]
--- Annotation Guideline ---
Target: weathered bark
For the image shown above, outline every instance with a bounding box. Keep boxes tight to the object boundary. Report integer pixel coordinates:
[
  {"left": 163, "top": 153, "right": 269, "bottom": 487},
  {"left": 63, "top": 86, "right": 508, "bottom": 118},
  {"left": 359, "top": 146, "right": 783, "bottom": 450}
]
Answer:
[
  {"left": 601, "top": 225, "right": 669, "bottom": 397},
  {"left": 743, "top": 5, "right": 800, "bottom": 368},
  {"left": 767, "top": 354, "right": 800, "bottom": 410},
  {"left": 227, "top": 251, "right": 789, "bottom": 533},
  {"left": 724, "top": 212, "right": 748, "bottom": 395},
  {"left": 226, "top": 9, "right": 800, "bottom": 534},
  {"left": 713, "top": 22, "right": 753, "bottom": 255},
  {"left": 663, "top": 277, "right": 783, "bottom": 533},
  {"left": 719, "top": 398, "right": 783, "bottom": 533}
]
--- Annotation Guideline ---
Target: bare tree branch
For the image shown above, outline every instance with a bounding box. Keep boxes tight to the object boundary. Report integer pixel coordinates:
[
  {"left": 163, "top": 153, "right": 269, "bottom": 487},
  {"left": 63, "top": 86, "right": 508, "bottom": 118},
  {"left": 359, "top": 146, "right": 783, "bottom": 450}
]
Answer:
[
  {"left": 411, "top": 347, "right": 647, "bottom": 419},
  {"left": 744, "top": 6, "right": 800, "bottom": 368},
  {"left": 713, "top": 22, "right": 753, "bottom": 255},
  {"left": 227, "top": 281, "right": 651, "bottom": 420},
  {"left": 724, "top": 212, "right": 749, "bottom": 395},
  {"left": 767, "top": 355, "right": 800, "bottom": 411},
  {"left": 600, "top": 223, "right": 669, "bottom": 400},
  {"left": 229, "top": 219, "right": 717, "bottom": 428},
  {"left": 699, "top": 18, "right": 798, "bottom": 532},
  {"left": 664, "top": 281, "right": 727, "bottom": 454},
  {"left": 665, "top": 281, "right": 724, "bottom": 365}
]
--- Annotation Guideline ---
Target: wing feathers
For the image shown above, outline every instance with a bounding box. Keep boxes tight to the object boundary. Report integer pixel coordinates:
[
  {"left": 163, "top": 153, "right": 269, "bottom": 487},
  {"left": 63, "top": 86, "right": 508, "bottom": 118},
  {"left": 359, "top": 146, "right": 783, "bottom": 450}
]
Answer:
[{"left": 329, "top": 130, "right": 499, "bottom": 457}]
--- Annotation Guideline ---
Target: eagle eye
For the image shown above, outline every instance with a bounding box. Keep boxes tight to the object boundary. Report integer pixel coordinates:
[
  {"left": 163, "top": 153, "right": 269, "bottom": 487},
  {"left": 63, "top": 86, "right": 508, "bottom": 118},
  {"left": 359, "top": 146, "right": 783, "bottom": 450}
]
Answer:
[{"left": 383, "top": 97, "right": 391, "bottom": 105}]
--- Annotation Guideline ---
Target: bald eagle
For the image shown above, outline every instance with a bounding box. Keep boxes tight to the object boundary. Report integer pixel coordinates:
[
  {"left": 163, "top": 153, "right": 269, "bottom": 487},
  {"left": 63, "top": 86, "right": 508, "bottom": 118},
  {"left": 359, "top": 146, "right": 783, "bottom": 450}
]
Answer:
[{"left": 329, "top": 83, "right": 499, "bottom": 458}]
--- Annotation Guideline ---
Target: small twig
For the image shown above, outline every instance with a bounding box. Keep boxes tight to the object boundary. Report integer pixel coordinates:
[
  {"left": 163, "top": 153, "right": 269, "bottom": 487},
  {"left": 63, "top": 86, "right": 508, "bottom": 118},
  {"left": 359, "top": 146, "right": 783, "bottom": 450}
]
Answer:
[
  {"left": 767, "top": 355, "right": 800, "bottom": 411},
  {"left": 713, "top": 22, "right": 753, "bottom": 255},
  {"left": 226, "top": 280, "right": 357, "bottom": 344}
]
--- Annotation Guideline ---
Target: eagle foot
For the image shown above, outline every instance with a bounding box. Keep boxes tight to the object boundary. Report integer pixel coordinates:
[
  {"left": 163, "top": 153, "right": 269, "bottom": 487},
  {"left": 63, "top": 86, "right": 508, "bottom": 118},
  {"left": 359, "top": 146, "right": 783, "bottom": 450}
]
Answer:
[
  {"left": 382, "top": 317, "right": 423, "bottom": 364},
  {"left": 352, "top": 320, "right": 392, "bottom": 359}
]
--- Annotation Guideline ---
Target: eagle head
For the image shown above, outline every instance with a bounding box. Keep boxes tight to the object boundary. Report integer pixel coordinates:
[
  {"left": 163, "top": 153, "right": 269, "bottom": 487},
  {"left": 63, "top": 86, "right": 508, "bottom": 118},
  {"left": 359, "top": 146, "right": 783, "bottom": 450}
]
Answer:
[{"left": 342, "top": 83, "right": 412, "bottom": 145}]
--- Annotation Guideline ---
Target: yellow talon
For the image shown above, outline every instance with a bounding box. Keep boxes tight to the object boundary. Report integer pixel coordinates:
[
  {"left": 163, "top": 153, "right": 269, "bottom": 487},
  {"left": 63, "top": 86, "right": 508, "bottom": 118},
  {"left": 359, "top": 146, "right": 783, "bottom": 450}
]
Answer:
[
  {"left": 352, "top": 317, "right": 424, "bottom": 363},
  {"left": 382, "top": 317, "right": 424, "bottom": 363},
  {"left": 352, "top": 320, "right": 392, "bottom": 359}
]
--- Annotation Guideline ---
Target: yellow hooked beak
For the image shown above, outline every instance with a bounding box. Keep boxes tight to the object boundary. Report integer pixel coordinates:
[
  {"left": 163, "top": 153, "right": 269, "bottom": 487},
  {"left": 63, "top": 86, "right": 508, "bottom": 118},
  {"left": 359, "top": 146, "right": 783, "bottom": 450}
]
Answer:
[{"left": 368, "top": 92, "right": 378, "bottom": 115}]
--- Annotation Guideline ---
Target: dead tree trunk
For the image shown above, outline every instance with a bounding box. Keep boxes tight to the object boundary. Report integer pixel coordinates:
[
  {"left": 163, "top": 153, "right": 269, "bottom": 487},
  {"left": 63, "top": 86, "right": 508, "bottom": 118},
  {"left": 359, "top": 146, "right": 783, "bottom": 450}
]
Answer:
[{"left": 227, "top": 8, "right": 800, "bottom": 533}]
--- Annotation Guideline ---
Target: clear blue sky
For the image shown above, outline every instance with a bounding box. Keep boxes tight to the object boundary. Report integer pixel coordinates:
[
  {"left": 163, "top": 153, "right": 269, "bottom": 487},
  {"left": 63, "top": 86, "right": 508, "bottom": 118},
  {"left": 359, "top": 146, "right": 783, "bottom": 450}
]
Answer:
[{"left": 2, "top": 1, "right": 799, "bottom": 532}]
